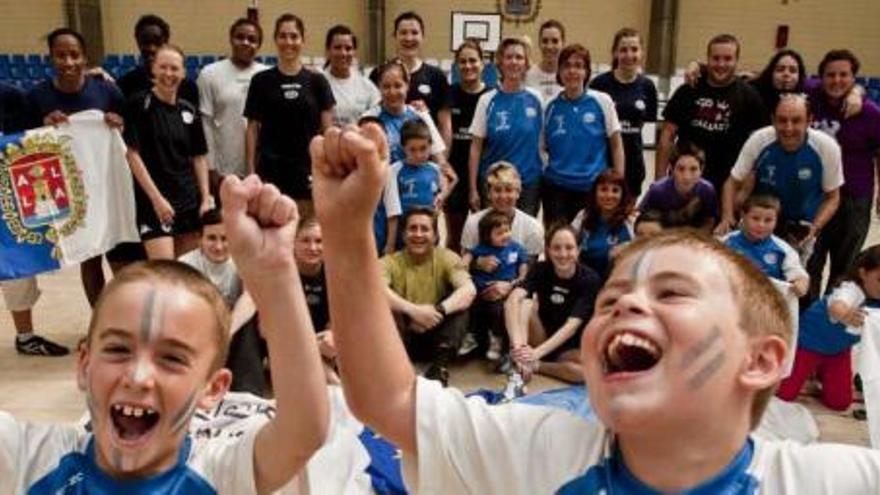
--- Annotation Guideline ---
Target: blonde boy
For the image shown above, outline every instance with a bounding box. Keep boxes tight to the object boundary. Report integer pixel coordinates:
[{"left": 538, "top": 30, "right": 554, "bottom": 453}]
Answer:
[
  {"left": 312, "top": 126, "right": 880, "bottom": 493},
  {"left": 1, "top": 176, "right": 328, "bottom": 493}
]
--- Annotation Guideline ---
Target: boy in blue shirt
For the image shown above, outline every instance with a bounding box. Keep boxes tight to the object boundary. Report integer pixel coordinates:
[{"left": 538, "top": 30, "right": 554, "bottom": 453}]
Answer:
[
  {"left": 463, "top": 210, "right": 529, "bottom": 360},
  {"left": 1, "top": 176, "right": 330, "bottom": 493},
  {"left": 724, "top": 194, "right": 809, "bottom": 298},
  {"left": 388, "top": 119, "right": 450, "bottom": 213}
]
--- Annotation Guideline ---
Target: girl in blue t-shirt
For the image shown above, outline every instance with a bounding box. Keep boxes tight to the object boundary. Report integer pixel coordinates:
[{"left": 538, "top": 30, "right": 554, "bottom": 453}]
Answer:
[
  {"left": 572, "top": 170, "right": 634, "bottom": 280},
  {"left": 543, "top": 43, "right": 624, "bottom": 228},
  {"left": 778, "top": 245, "right": 880, "bottom": 411},
  {"left": 463, "top": 210, "right": 528, "bottom": 362}
]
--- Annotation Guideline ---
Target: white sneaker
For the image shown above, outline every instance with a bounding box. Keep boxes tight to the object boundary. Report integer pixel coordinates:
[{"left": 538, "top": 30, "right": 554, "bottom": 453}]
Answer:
[
  {"left": 458, "top": 332, "right": 479, "bottom": 356},
  {"left": 486, "top": 334, "right": 503, "bottom": 361},
  {"left": 502, "top": 371, "right": 527, "bottom": 402}
]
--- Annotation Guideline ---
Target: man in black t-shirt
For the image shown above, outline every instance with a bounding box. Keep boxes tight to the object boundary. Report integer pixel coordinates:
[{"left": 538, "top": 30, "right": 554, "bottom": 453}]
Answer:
[
  {"left": 117, "top": 14, "right": 199, "bottom": 106},
  {"left": 656, "top": 34, "right": 767, "bottom": 193},
  {"left": 369, "top": 11, "right": 451, "bottom": 147}
]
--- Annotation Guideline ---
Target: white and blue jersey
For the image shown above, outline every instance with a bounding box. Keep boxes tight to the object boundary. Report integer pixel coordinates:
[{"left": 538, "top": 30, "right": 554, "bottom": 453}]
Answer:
[
  {"left": 798, "top": 281, "right": 874, "bottom": 356},
  {"left": 469, "top": 241, "right": 528, "bottom": 292},
  {"left": 469, "top": 88, "right": 544, "bottom": 186},
  {"left": 362, "top": 104, "right": 445, "bottom": 164},
  {"left": 405, "top": 378, "right": 880, "bottom": 494},
  {"left": 373, "top": 171, "right": 403, "bottom": 252},
  {"left": 389, "top": 160, "right": 441, "bottom": 213},
  {"left": 723, "top": 231, "right": 806, "bottom": 282},
  {"left": 544, "top": 89, "right": 621, "bottom": 192},
  {"left": 572, "top": 211, "right": 633, "bottom": 280},
  {"left": 731, "top": 126, "right": 843, "bottom": 224},
  {"left": 0, "top": 410, "right": 267, "bottom": 494}
]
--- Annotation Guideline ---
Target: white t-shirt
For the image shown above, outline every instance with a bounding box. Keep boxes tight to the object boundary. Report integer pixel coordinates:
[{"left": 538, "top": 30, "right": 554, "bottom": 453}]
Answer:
[
  {"left": 404, "top": 378, "right": 880, "bottom": 494},
  {"left": 461, "top": 208, "right": 544, "bottom": 256},
  {"left": 179, "top": 249, "right": 243, "bottom": 308},
  {"left": 526, "top": 65, "right": 562, "bottom": 104},
  {"left": 197, "top": 59, "right": 268, "bottom": 176},
  {"left": 323, "top": 69, "right": 381, "bottom": 126},
  {"left": 0, "top": 410, "right": 274, "bottom": 494}
]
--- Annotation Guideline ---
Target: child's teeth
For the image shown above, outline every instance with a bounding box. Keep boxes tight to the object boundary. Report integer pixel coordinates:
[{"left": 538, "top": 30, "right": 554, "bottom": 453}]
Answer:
[
  {"left": 133, "top": 407, "right": 144, "bottom": 418},
  {"left": 123, "top": 405, "right": 133, "bottom": 416}
]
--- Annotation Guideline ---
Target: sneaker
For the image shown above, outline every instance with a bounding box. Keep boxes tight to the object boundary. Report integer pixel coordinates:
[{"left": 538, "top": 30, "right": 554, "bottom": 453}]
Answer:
[
  {"left": 424, "top": 363, "right": 449, "bottom": 387},
  {"left": 16, "top": 335, "right": 70, "bottom": 357},
  {"left": 494, "top": 353, "right": 514, "bottom": 375},
  {"left": 458, "top": 332, "right": 479, "bottom": 356},
  {"left": 486, "top": 334, "right": 503, "bottom": 361},
  {"left": 502, "top": 371, "right": 527, "bottom": 402}
]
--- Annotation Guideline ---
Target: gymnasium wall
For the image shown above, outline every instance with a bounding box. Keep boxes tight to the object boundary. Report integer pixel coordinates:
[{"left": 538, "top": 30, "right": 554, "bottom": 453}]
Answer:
[
  {"left": 381, "top": 0, "right": 649, "bottom": 65},
  {"left": 675, "top": 0, "right": 880, "bottom": 75},
  {"left": 0, "top": 0, "right": 66, "bottom": 53}
]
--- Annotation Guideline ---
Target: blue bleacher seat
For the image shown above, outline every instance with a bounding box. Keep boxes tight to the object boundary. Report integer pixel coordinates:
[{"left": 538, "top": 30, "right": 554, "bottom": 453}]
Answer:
[
  {"left": 43, "top": 66, "right": 54, "bottom": 78},
  {"left": 27, "top": 54, "right": 42, "bottom": 65},
  {"left": 12, "top": 54, "right": 25, "bottom": 65},
  {"left": 200, "top": 55, "right": 216, "bottom": 67},
  {"left": 265, "top": 56, "right": 278, "bottom": 66},
  {"left": 9, "top": 65, "right": 25, "bottom": 81},
  {"left": 0, "top": 55, "right": 9, "bottom": 66},
  {"left": 121, "top": 54, "right": 137, "bottom": 67},
  {"left": 185, "top": 55, "right": 200, "bottom": 68},
  {"left": 186, "top": 66, "right": 199, "bottom": 80},
  {"left": 0, "top": 66, "right": 9, "bottom": 79},
  {"left": 26, "top": 65, "right": 43, "bottom": 79},
  {"left": 103, "top": 54, "right": 120, "bottom": 67},
  {"left": 868, "top": 78, "right": 880, "bottom": 90}
]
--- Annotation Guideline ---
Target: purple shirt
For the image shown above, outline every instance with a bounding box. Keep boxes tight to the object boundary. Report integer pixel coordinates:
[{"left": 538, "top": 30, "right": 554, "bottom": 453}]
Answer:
[
  {"left": 639, "top": 176, "right": 719, "bottom": 218},
  {"left": 807, "top": 80, "right": 880, "bottom": 199}
]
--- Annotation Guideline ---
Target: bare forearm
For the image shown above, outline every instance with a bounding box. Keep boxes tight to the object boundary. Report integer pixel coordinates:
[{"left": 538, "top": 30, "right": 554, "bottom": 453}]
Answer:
[
  {"left": 812, "top": 191, "right": 840, "bottom": 231},
  {"left": 654, "top": 123, "right": 676, "bottom": 180},
  {"left": 721, "top": 178, "right": 739, "bottom": 221},
  {"left": 504, "top": 289, "right": 529, "bottom": 346},
  {"left": 440, "top": 283, "right": 476, "bottom": 314},
  {"left": 246, "top": 121, "right": 259, "bottom": 175},
  {"left": 610, "top": 132, "right": 625, "bottom": 177},
  {"left": 253, "top": 274, "right": 329, "bottom": 492},
  {"left": 439, "top": 109, "right": 453, "bottom": 151},
  {"left": 126, "top": 150, "right": 164, "bottom": 202},
  {"left": 534, "top": 318, "right": 581, "bottom": 360},
  {"left": 193, "top": 155, "right": 210, "bottom": 198},
  {"left": 468, "top": 138, "right": 483, "bottom": 192},
  {"left": 324, "top": 227, "right": 418, "bottom": 452}
]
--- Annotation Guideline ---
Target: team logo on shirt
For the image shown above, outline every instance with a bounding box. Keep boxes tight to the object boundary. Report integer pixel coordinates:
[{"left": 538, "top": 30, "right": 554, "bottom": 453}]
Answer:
[
  {"left": 495, "top": 111, "right": 512, "bottom": 131},
  {"left": 551, "top": 293, "right": 565, "bottom": 304},
  {"left": 607, "top": 234, "right": 621, "bottom": 245},
  {"left": 583, "top": 112, "right": 596, "bottom": 124},
  {"left": 635, "top": 99, "right": 646, "bottom": 111},
  {"left": 507, "top": 252, "right": 518, "bottom": 263},
  {"left": 552, "top": 115, "right": 567, "bottom": 135},
  {"left": 525, "top": 107, "right": 538, "bottom": 118},
  {"left": 763, "top": 252, "right": 778, "bottom": 265},
  {"left": 181, "top": 110, "right": 194, "bottom": 124},
  {"left": 798, "top": 168, "right": 813, "bottom": 181},
  {"left": 282, "top": 82, "right": 301, "bottom": 100},
  {"left": 0, "top": 131, "right": 86, "bottom": 251},
  {"left": 418, "top": 84, "right": 431, "bottom": 95}
]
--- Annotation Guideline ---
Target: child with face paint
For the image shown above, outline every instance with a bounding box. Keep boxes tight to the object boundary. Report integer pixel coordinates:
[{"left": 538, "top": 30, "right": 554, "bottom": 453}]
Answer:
[
  {"left": 311, "top": 124, "right": 880, "bottom": 494},
  {"left": 778, "top": 245, "right": 880, "bottom": 411},
  {"left": 0, "top": 176, "right": 329, "bottom": 494}
]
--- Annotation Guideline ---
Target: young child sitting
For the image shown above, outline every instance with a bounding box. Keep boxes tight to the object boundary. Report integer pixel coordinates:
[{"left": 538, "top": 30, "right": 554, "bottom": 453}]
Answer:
[
  {"left": 633, "top": 209, "right": 664, "bottom": 238},
  {"left": 639, "top": 141, "right": 719, "bottom": 231},
  {"left": 462, "top": 210, "right": 529, "bottom": 361},
  {"left": 310, "top": 124, "right": 880, "bottom": 494},
  {"left": 178, "top": 208, "right": 246, "bottom": 312},
  {"left": 1, "top": 176, "right": 329, "bottom": 493},
  {"left": 777, "top": 245, "right": 880, "bottom": 411},
  {"left": 358, "top": 115, "right": 402, "bottom": 256},
  {"left": 723, "top": 194, "right": 809, "bottom": 298}
]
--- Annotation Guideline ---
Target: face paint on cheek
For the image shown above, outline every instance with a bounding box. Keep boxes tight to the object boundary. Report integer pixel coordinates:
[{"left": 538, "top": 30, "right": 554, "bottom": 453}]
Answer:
[
  {"left": 679, "top": 325, "right": 722, "bottom": 371},
  {"left": 170, "top": 392, "right": 199, "bottom": 434},
  {"left": 687, "top": 350, "right": 725, "bottom": 390}
]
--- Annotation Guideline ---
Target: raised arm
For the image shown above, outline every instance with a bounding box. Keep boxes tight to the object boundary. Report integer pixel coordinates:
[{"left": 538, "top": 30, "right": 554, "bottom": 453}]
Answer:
[
  {"left": 221, "top": 176, "right": 329, "bottom": 493},
  {"left": 311, "top": 125, "right": 420, "bottom": 454}
]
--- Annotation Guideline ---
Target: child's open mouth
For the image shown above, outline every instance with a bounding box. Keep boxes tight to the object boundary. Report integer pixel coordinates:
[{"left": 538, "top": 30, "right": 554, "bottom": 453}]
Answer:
[
  {"left": 110, "top": 403, "right": 160, "bottom": 442},
  {"left": 603, "top": 331, "right": 662, "bottom": 374}
]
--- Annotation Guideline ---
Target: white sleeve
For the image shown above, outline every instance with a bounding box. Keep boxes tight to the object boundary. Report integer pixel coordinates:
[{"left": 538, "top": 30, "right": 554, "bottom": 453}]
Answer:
[
  {"left": 403, "top": 378, "right": 606, "bottom": 495},
  {"left": 366, "top": 78, "right": 382, "bottom": 109},
  {"left": 383, "top": 167, "right": 402, "bottom": 218},
  {"left": 571, "top": 209, "right": 586, "bottom": 231},
  {"left": 829, "top": 281, "right": 866, "bottom": 308},
  {"left": 193, "top": 416, "right": 282, "bottom": 494},
  {"left": 460, "top": 211, "right": 482, "bottom": 251},
  {"left": 592, "top": 90, "right": 622, "bottom": 136},
  {"left": 812, "top": 130, "right": 845, "bottom": 191},
  {"left": 519, "top": 211, "right": 546, "bottom": 256},
  {"left": 730, "top": 126, "right": 774, "bottom": 181},
  {"left": 197, "top": 69, "right": 217, "bottom": 169},
  {"left": 775, "top": 236, "right": 809, "bottom": 282},
  {"left": 757, "top": 439, "right": 880, "bottom": 493},
  {"left": 416, "top": 110, "right": 447, "bottom": 156},
  {"left": 0, "top": 413, "right": 82, "bottom": 494},
  {"left": 468, "top": 91, "right": 493, "bottom": 139}
]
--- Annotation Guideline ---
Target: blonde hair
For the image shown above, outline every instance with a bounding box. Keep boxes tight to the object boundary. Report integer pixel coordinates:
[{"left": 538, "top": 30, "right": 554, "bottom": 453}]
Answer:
[
  {"left": 614, "top": 229, "right": 791, "bottom": 429},
  {"left": 87, "top": 260, "right": 231, "bottom": 372},
  {"left": 485, "top": 161, "right": 522, "bottom": 191}
]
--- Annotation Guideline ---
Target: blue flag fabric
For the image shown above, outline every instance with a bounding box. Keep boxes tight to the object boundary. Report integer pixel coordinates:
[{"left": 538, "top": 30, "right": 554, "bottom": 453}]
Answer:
[{"left": 0, "top": 111, "right": 137, "bottom": 280}]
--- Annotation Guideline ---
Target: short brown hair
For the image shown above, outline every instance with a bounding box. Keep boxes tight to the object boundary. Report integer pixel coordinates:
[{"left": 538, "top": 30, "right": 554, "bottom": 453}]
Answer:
[
  {"left": 478, "top": 210, "right": 513, "bottom": 245},
  {"left": 741, "top": 194, "right": 781, "bottom": 216},
  {"left": 495, "top": 37, "right": 531, "bottom": 79},
  {"left": 485, "top": 161, "right": 522, "bottom": 191},
  {"left": 87, "top": 260, "right": 231, "bottom": 372},
  {"left": 556, "top": 43, "right": 591, "bottom": 86},
  {"left": 819, "top": 49, "right": 860, "bottom": 77},
  {"left": 614, "top": 229, "right": 791, "bottom": 429},
  {"left": 707, "top": 33, "right": 740, "bottom": 58}
]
